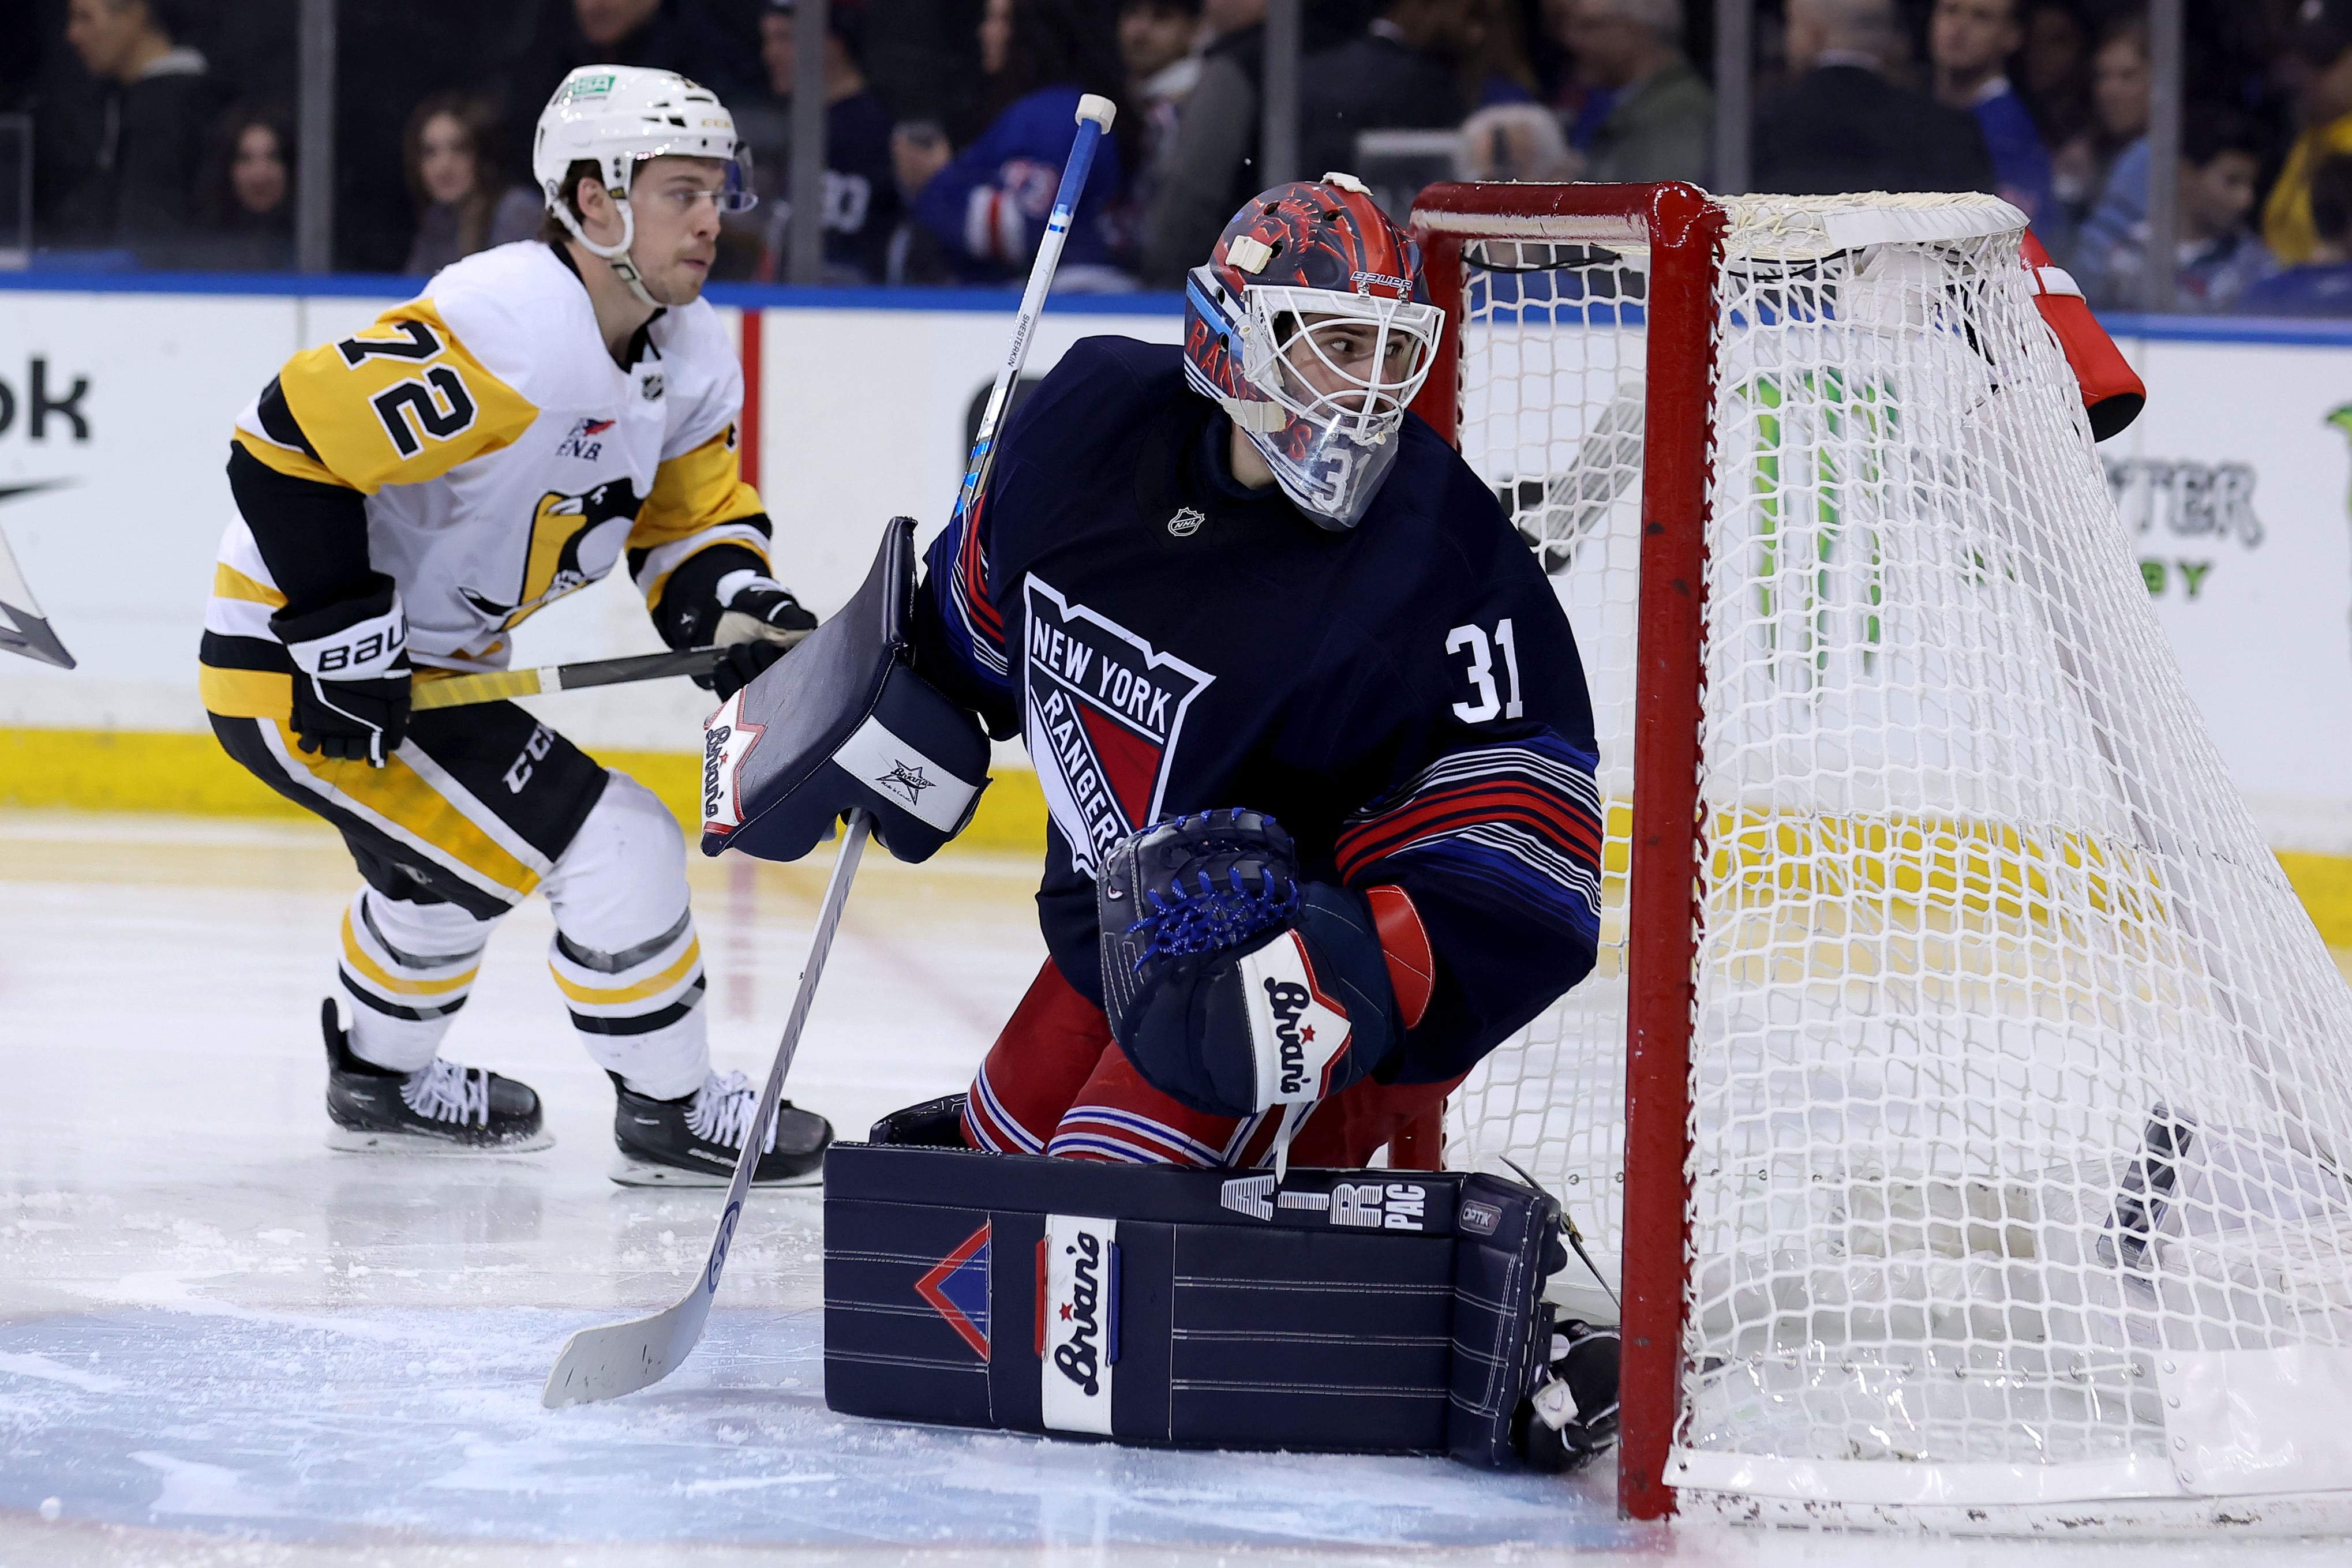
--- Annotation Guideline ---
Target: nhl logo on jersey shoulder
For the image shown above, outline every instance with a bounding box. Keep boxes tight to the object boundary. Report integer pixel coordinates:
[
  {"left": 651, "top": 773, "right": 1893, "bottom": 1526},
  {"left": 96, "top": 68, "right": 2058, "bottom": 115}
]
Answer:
[
  {"left": 1166, "top": 506, "right": 1205, "bottom": 538},
  {"left": 640, "top": 373, "right": 665, "bottom": 402},
  {"left": 1021, "top": 576, "right": 1213, "bottom": 877}
]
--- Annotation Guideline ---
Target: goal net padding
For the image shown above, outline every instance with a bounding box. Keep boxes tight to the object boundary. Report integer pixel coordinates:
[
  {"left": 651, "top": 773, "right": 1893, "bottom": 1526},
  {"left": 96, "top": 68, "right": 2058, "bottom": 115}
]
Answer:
[{"left": 1403, "top": 182, "right": 2352, "bottom": 1529}]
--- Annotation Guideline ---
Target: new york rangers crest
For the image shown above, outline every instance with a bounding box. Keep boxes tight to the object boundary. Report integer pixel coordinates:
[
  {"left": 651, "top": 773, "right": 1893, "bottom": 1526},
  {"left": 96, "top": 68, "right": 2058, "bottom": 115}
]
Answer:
[{"left": 1023, "top": 576, "right": 1212, "bottom": 877}]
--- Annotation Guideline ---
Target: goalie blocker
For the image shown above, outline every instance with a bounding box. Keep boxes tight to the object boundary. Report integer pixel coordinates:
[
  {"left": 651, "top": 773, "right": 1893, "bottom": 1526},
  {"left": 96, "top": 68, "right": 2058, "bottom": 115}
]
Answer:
[
  {"left": 702, "top": 515, "right": 990, "bottom": 864},
  {"left": 823, "top": 1113, "right": 1618, "bottom": 1469}
]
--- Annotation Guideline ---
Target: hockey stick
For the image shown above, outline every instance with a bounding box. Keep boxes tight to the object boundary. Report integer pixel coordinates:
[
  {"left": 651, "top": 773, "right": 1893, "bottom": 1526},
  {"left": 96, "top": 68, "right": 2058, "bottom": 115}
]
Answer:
[
  {"left": 542, "top": 809, "right": 871, "bottom": 1407},
  {"left": 540, "top": 92, "right": 1117, "bottom": 1410},
  {"left": 410, "top": 646, "right": 725, "bottom": 711},
  {"left": 0, "top": 520, "right": 75, "bottom": 670}
]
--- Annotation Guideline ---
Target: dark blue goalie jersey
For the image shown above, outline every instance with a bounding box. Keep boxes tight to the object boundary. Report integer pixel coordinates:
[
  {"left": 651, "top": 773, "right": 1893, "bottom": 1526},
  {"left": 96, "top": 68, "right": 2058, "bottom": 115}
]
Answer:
[{"left": 913, "top": 337, "right": 1604, "bottom": 1086}]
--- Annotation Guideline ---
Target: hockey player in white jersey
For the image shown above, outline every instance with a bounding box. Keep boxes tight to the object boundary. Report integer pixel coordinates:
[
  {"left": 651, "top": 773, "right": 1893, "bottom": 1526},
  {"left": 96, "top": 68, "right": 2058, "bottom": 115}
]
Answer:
[{"left": 200, "top": 66, "right": 831, "bottom": 1183}]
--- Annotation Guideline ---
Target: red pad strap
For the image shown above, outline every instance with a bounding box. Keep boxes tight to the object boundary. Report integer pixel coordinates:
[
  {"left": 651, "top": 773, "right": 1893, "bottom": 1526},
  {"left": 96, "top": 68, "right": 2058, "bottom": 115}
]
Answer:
[
  {"left": 1366, "top": 884, "right": 1435, "bottom": 1030},
  {"left": 2021, "top": 228, "right": 2145, "bottom": 442}
]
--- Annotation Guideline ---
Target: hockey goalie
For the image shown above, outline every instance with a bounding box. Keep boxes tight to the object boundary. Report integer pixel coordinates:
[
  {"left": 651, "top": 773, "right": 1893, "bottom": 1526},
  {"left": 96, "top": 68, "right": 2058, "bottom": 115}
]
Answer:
[{"left": 709, "top": 175, "right": 1620, "bottom": 1469}]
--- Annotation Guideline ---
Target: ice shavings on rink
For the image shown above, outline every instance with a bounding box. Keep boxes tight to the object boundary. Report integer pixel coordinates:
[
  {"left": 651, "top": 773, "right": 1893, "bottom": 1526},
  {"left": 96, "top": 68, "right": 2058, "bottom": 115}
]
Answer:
[{"left": 0, "top": 1305, "right": 1626, "bottom": 1551}]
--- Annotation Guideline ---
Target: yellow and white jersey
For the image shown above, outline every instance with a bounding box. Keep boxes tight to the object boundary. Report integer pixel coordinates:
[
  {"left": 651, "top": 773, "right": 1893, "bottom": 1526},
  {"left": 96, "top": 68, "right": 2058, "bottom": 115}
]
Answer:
[{"left": 203, "top": 241, "right": 769, "bottom": 717}]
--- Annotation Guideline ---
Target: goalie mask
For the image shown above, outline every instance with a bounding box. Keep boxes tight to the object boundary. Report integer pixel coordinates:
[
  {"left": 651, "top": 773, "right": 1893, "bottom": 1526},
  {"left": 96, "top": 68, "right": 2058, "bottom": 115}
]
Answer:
[
  {"left": 1183, "top": 175, "right": 1443, "bottom": 530},
  {"left": 533, "top": 65, "right": 755, "bottom": 307}
]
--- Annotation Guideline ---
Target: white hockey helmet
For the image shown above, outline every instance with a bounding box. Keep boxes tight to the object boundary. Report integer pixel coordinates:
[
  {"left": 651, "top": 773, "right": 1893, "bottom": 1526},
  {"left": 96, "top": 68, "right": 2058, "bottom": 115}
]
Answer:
[{"left": 532, "top": 65, "right": 755, "bottom": 303}]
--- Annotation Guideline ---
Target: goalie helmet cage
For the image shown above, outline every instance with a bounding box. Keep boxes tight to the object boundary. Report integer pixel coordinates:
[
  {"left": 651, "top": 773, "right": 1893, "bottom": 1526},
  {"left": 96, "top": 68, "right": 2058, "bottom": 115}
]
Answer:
[{"left": 1406, "top": 181, "right": 2352, "bottom": 1533}]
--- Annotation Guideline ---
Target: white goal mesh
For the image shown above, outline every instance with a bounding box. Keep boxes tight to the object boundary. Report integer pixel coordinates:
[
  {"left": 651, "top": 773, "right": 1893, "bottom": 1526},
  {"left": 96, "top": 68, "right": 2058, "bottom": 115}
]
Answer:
[{"left": 1428, "top": 190, "right": 2352, "bottom": 1514}]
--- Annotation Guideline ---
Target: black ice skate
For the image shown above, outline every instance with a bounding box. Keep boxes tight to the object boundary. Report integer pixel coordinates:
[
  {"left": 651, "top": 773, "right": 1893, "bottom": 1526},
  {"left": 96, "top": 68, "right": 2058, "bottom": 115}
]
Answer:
[
  {"left": 610, "top": 1069, "right": 833, "bottom": 1187},
  {"left": 320, "top": 999, "right": 552, "bottom": 1153}
]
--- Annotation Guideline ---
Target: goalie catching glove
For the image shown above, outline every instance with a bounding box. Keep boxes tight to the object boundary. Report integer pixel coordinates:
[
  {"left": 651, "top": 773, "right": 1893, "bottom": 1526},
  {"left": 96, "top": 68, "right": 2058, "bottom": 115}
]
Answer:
[
  {"left": 1096, "top": 809, "right": 1436, "bottom": 1120},
  {"left": 271, "top": 574, "right": 411, "bottom": 767}
]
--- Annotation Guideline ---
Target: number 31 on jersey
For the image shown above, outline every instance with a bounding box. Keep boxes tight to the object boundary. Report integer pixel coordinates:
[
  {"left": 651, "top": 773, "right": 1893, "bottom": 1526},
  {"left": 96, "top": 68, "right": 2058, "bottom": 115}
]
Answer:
[{"left": 1448, "top": 618, "right": 1522, "bottom": 723}]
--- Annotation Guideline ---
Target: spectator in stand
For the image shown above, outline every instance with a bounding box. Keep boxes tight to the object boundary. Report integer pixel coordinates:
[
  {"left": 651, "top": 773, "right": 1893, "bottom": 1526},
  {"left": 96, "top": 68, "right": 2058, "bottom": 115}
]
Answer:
[
  {"left": 1754, "top": 0, "right": 1994, "bottom": 197},
  {"left": 1931, "top": 0, "right": 2058, "bottom": 234},
  {"left": 1140, "top": 0, "right": 1263, "bottom": 288},
  {"left": 500, "top": 0, "right": 765, "bottom": 171},
  {"left": 1548, "top": 0, "right": 1711, "bottom": 186},
  {"left": 886, "top": 119, "right": 956, "bottom": 283},
  {"left": 2265, "top": 1, "right": 2352, "bottom": 268},
  {"left": 1455, "top": 100, "right": 1581, "bottom": 181},
  {"left": 192, "top": 102, "right": 295, "bottom": 272},
  {"left": 2020, "top": 0, "right": 2093, "bottom": 157},
  {"left": 403, "top": 94, "right": 542, "bottom": 277},
  {"left": 2079, "top": 103, "right": 2272, "bottom": 313},
  {"left": 911, "top": 0, "right": 1134, "bottom": 289},
  {"left": 2239, "top": 153, "right": 2352, "bottom": 317},
  {"left": 758, "top": 0, "right": 902, "bottom": 283},
  {"left": 55, "top": 0, "right": 220, "bottom": 247},
  {"left": 1122, "top": 0, "right": 1205, "bottom": 231},
  {"left": 1464, "top": 0, "right": 1539, "bottom": 107},
  {"left": 1298, "top": 1, "right": 1477, "bottom": 183},
  {"left": 2051, "top": 13, "right": 2147, "bottom": 234}
]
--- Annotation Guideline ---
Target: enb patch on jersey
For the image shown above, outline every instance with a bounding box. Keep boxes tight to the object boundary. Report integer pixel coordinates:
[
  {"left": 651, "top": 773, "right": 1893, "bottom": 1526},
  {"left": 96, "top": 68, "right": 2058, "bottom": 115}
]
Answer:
[
  {"left": 1035, "top": 1213, "right": 1119, "bottom": 1434},
  {"left": 1021, "top": 576, "right": 1212, "bottom": 876},
  {"left": 1239, "top": 931, "right": 1354, "bottom": 1107}
]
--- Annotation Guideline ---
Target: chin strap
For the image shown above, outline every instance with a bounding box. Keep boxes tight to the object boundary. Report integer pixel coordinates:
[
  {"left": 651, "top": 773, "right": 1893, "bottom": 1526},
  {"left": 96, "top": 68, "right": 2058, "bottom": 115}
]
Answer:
[{"left": 550, "top": 194, "right": 665, "bottom": 309}]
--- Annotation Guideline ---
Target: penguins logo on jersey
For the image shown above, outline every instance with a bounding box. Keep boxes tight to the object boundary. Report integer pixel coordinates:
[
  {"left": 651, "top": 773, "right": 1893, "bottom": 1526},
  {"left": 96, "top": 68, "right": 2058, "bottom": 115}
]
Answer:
[
  {"left": 459, "top": 478, "right": 643, "bottom": 629},
  {"left": 1021, "top": 576, "right": 1212, "bottom": 877}
]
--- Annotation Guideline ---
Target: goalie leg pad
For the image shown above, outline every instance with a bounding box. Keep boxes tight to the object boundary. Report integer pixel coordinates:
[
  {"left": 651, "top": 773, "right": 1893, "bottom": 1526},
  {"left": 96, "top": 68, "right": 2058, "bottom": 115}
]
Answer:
[{"left": 822, "top": 1141, "right": 1565, "bottom": 1466}]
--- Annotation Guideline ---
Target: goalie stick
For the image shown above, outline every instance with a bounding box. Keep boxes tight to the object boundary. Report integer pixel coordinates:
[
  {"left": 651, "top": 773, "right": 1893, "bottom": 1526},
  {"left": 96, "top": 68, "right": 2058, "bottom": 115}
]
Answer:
[
  {"left": 0, "top": 521, "right": 75, "bottom": 669},
  {"left": 540, "top": 91, "right": 1118, "bottom": 1409}
]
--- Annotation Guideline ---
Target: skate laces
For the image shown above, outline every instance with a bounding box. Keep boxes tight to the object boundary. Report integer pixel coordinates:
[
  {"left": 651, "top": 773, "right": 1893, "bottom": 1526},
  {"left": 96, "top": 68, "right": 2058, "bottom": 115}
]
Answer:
[
  {"left": 400, "top": 1059, "right": 490, "bottom": 1127},
  {"left": 687, "top": 1070, "right": 777, "bottom": 1153}
]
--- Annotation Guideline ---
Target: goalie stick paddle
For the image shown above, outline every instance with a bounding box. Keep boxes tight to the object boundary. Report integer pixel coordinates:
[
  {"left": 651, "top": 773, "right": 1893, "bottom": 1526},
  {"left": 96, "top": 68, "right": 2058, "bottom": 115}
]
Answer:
[
  {"left": 409, "top": 646, "right": 728, "bottom": 711},
  {"left": 0, "top": 520, "right": 76, "bottom": 670},
  {"left": 541, "top": 94, "right": 1116, "bottom": 1410},
  {"left": 542, "top": 811, "right": 871, "bottom": 1408}
]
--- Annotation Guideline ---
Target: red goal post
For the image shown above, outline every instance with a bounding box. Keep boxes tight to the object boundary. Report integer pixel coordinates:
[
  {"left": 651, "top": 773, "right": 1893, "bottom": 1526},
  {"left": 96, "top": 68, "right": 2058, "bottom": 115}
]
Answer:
[{"left": 1405, "top": 181, "right": 1719, "bottom": 1521}]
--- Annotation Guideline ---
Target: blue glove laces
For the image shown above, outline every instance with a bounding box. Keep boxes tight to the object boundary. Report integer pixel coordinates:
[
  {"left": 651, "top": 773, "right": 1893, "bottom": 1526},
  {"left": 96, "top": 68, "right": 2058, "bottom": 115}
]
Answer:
[{"left": 1125, "top": 865, "right": 1301, "bottom": 973}]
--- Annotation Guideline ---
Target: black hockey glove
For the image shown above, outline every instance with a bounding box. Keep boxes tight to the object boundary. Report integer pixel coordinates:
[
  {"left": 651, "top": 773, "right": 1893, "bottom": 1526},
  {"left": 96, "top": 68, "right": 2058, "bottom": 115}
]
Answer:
[
  {"left": 702, "top": 576, "right": 820, "bottom": 701},
  {"left": 1096, "top": 809, "right": 1410, "bottom": 1120},
  {"left": 1516, "top": 1319, "right": 1620, "bottom": 1474},
  {"left": 271, "top": 576, "right": 411, "bottom": 767}
]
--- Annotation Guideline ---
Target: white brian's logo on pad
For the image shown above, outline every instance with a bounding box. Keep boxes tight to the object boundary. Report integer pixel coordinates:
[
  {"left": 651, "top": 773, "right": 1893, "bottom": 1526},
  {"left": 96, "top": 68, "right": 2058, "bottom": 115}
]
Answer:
[
  {"left": 1238, "top": 932, "right": 1353, "bottom": 1110},
  {"left": 1038, "top": 1213, "right": 1118, "bottom": 1435},
  {"left": 700, "top": 693, "right": 762, "bottom": 835}
]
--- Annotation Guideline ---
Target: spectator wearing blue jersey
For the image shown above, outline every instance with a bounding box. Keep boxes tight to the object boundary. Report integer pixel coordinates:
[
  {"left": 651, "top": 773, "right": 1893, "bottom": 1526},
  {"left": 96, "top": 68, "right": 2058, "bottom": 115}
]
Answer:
[
  {"left": 1931, "top": 0, "right": 2059, "bottom": 238},
  {"left": 2079, "top": 103, "right": 2272, "bottom": 314},
  {"left": 911, "top": 0, "right": 1135, "bottom": 289},
  {"left": 2237, "top": 155, "right": 2352, "bottom": 319}
]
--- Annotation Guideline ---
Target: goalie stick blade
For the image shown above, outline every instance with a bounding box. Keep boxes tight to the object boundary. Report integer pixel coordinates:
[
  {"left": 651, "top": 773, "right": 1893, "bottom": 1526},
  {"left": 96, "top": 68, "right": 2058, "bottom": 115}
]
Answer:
[
  {"left": 541, "top": 1290, "right": 714, "bottom": 1408},
  {"left": 0, "top": 523, "right": 74, "bottom": 669},
  {"left": 0, "top": 602, "right": 76, "bottom": 669}
]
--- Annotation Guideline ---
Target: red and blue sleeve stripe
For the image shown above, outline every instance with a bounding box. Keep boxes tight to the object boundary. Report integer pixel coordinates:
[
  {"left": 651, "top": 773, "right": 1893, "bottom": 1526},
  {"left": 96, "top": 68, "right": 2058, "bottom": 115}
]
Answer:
[{"left": 1334, "top": 734, "right": 1605, "bottom": 948}]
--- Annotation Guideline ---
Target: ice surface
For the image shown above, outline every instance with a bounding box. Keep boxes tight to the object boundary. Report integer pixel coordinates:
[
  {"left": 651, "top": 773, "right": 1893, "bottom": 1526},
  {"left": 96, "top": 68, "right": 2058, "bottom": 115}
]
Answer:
[{"left": 3, "top": 812, "right": 2347, "bottom": 1565}]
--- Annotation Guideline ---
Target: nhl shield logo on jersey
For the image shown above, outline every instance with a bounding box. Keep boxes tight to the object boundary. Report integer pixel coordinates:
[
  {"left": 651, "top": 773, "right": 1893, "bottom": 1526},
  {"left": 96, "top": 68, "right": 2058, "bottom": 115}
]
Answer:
[{"left": 1021, "top": 576, "right": 1212, "bottom": 877}]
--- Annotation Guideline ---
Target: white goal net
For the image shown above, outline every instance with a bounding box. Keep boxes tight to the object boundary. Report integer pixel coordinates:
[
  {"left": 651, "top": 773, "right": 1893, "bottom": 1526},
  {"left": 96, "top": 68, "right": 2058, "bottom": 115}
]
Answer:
[{"left": 1424, "top": 189, "right": 2352, "bottom": 1521}]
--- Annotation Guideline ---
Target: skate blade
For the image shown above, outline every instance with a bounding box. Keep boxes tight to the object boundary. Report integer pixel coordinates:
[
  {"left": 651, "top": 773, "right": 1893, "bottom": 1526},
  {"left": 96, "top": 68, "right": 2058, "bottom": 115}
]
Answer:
[
  {"left": 327, "top": 1126, "right": 556, "bottom": 1156},
  {"left": 608, "top": 1154, "right": 824, "bottom": 1189}
]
